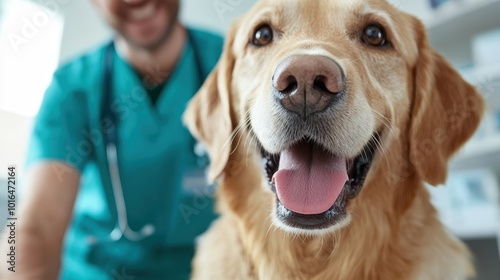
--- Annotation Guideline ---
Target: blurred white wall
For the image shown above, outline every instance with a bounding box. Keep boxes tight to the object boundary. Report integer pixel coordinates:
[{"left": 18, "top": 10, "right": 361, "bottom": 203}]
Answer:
[
  {"left": 181, "top": 0, "right": 256, "bottom": 35},
  {"left": 0, "top": 110, "right": 32, "bottom": 180},
  {"left": 57, "top": 0, "right": 112, "bottom": 63}
]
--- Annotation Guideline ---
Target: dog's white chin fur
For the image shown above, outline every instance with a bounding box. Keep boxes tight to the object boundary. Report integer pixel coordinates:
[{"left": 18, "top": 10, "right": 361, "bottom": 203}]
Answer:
[{"left": 272, "top": 213, "right": 352, "bottom": 237}]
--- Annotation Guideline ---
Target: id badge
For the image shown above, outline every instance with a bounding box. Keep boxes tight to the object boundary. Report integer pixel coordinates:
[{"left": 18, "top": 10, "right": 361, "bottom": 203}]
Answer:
[
  {"left": 181, "top": 168, "right": 216, "bottom": 197},
  {"left": 181, "top": 142, "right": 216, "bottom": 197}
]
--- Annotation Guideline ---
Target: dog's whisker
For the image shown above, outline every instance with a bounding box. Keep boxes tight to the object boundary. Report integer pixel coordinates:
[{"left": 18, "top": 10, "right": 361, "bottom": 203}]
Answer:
[
  {"left": 368, "top": 133, "right": 390, "bottom": 170},
  {"left": 229, "top": 117, "right": 253, "bottom": 160},
  {"left": 223, "top": 123, "right": 243, "bottom": 152},
  {"left": 316, "top": 235, "right": 325, "bottom": 262},
  {"left": 372, "top": 135, "right": 387, "bottom": 160},
  {"left": 244, "top": 131, "right": 257, "bottom": 165},
  {"left": 223, "top": 108, "right": 252, "bottom": 155},
  {"left": 241, "top": 130, "right": 257, "bottom": 168},
  {"left": 329, "top": 228, "right": 341, "bottom": 260},
  {"left": 327, "top": 235, "right": 337, "bottom": 261},
  {"left": 265, "top": 221, "right": 274, "bottom": 240},
  {"left": 371, "top": 109, "right": 397, "bottom": 139},
  {"left": 361, "top": 143, "right": 369, "bottom": 162},
  {"left": 374, "top": 135, "right": 393, "bottom": 175},
  {"left": 264, "top": 208, "right": 278, "bottom": 241},
  {"left": 238, "top": 112, "right": 252, "bottom": 147}
]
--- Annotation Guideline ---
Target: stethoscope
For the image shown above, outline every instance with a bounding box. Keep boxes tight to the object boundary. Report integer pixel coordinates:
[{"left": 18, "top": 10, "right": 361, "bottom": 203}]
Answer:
[{"left": 87, "top": 34, "right": 206, "bottom": 245}]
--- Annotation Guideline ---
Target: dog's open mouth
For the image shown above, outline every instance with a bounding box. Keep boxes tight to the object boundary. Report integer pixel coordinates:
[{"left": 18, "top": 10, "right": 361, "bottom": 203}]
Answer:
[{"left": 261, "top": 134, "right": 379, "bottom": 230}]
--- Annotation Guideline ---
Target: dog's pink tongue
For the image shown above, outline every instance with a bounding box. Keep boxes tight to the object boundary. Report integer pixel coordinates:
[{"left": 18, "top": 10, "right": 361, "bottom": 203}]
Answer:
[{"left": 273, "top": 142, "right": 348, "bottom": 215}]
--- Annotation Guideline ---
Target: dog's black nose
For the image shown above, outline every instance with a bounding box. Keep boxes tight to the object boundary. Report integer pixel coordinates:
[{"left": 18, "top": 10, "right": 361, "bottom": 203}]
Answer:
[{"left": 272, "top": 55, "right": 345, "bottom": 119}]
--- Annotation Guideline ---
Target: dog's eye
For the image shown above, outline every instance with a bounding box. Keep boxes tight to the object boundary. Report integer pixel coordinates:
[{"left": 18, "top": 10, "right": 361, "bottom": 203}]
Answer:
[
  {"left": 252, "top": 24, "right": 273, "bottom": 47},
  {"left": 362, "top": 24, "right": 387, "bottom": 47}
]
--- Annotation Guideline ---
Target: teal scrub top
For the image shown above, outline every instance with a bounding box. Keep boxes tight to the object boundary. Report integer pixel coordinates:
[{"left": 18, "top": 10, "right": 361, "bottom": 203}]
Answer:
[{"left": 26, "top": 28, "right": 223, "bottom": 280}]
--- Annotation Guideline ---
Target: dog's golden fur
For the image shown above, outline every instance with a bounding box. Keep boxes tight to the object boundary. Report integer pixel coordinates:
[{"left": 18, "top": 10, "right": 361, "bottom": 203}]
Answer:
[{"left": 184, "top": 0, "right": 485, "bottom": 279}]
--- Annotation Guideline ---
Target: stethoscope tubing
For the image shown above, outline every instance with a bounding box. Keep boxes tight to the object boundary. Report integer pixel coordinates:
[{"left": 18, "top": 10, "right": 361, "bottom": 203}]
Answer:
[
  {"left": 89, "top": 33, "right": 205, "bottom": 245},
  {"left": 106, "top": 143, "right": 155, "bottom": 241},
  {"left": 87, "top": 126, "right": 155, "bottom": 245},
  {"left": 88, "top": 41, "right": 155, "bottom": 244}
]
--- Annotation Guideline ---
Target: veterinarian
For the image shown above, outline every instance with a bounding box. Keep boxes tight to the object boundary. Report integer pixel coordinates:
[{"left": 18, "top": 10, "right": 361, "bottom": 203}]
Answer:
[{"left": 0, "top": 0, "right": 221, "bottom": 279}]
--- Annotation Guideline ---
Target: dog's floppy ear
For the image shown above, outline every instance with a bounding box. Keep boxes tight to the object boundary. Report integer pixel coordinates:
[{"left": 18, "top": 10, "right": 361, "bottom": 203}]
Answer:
[
  {"left": 184, "top": 24, "right": 239, "bottom": 182},
  {"left": 409, "top": 20, "right": 484, "bottom": 186}
]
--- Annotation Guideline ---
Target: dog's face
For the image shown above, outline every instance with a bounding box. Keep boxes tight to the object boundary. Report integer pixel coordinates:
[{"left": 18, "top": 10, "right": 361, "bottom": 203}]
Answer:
[{"left": 185, "top": 0, "right": 483, "bottom": 234}]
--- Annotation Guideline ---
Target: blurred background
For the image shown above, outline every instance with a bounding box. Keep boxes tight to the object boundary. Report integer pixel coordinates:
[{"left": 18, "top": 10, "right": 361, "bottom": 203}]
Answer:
[{"left": 0, "top": 0, "right": 499, "bottom": 278}]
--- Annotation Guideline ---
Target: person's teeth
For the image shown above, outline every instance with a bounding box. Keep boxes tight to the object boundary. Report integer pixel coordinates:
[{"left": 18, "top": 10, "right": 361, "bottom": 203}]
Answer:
[{"left": 130, "top": 3, "right": 155, "bottom": 21}]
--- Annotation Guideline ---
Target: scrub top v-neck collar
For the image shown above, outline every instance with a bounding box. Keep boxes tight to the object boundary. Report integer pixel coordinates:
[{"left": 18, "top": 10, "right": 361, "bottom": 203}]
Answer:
[{"left": 111, "top": 37, "right": 201, "bottom": 139}]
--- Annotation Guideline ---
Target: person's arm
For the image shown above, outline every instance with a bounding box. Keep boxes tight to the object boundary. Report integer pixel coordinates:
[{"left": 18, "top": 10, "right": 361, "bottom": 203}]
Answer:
[{"left": 0, "top": 162, "right": 80, "bottom": 279}]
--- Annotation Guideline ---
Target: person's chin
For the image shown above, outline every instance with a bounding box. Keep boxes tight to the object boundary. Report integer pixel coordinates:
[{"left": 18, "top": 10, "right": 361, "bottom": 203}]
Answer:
[
  {"left": 122, "top": 11, "right": 176, "bottom": 50},
  {"left": 127, "top": 34, "right": 166, "bottom": 50},
  {"left": 121, "top": 25, "right": 170, "bottom": 50}
]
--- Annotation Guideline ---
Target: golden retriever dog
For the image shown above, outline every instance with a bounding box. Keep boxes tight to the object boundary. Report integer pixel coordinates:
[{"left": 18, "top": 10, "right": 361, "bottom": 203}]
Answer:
[{"left": 184, "top": 0, "right": 484, "bottom": 279}]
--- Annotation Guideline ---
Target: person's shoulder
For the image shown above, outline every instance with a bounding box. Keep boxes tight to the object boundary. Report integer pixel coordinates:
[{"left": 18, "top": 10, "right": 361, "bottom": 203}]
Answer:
[
  {"left": 42, "top": 42, "right": 109, "bottom": 109},
  {"left": 187, "top": 27, "right": 224, "bottom": 74},
  {"left": 187, "top": 27, "right": 224, "bottom": 57},
  {"left": 188, "top": 27, "right": 224, "bottom": 49},
  {"left": 53, "top": 43, "right": 108, "bottom": 86}
]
